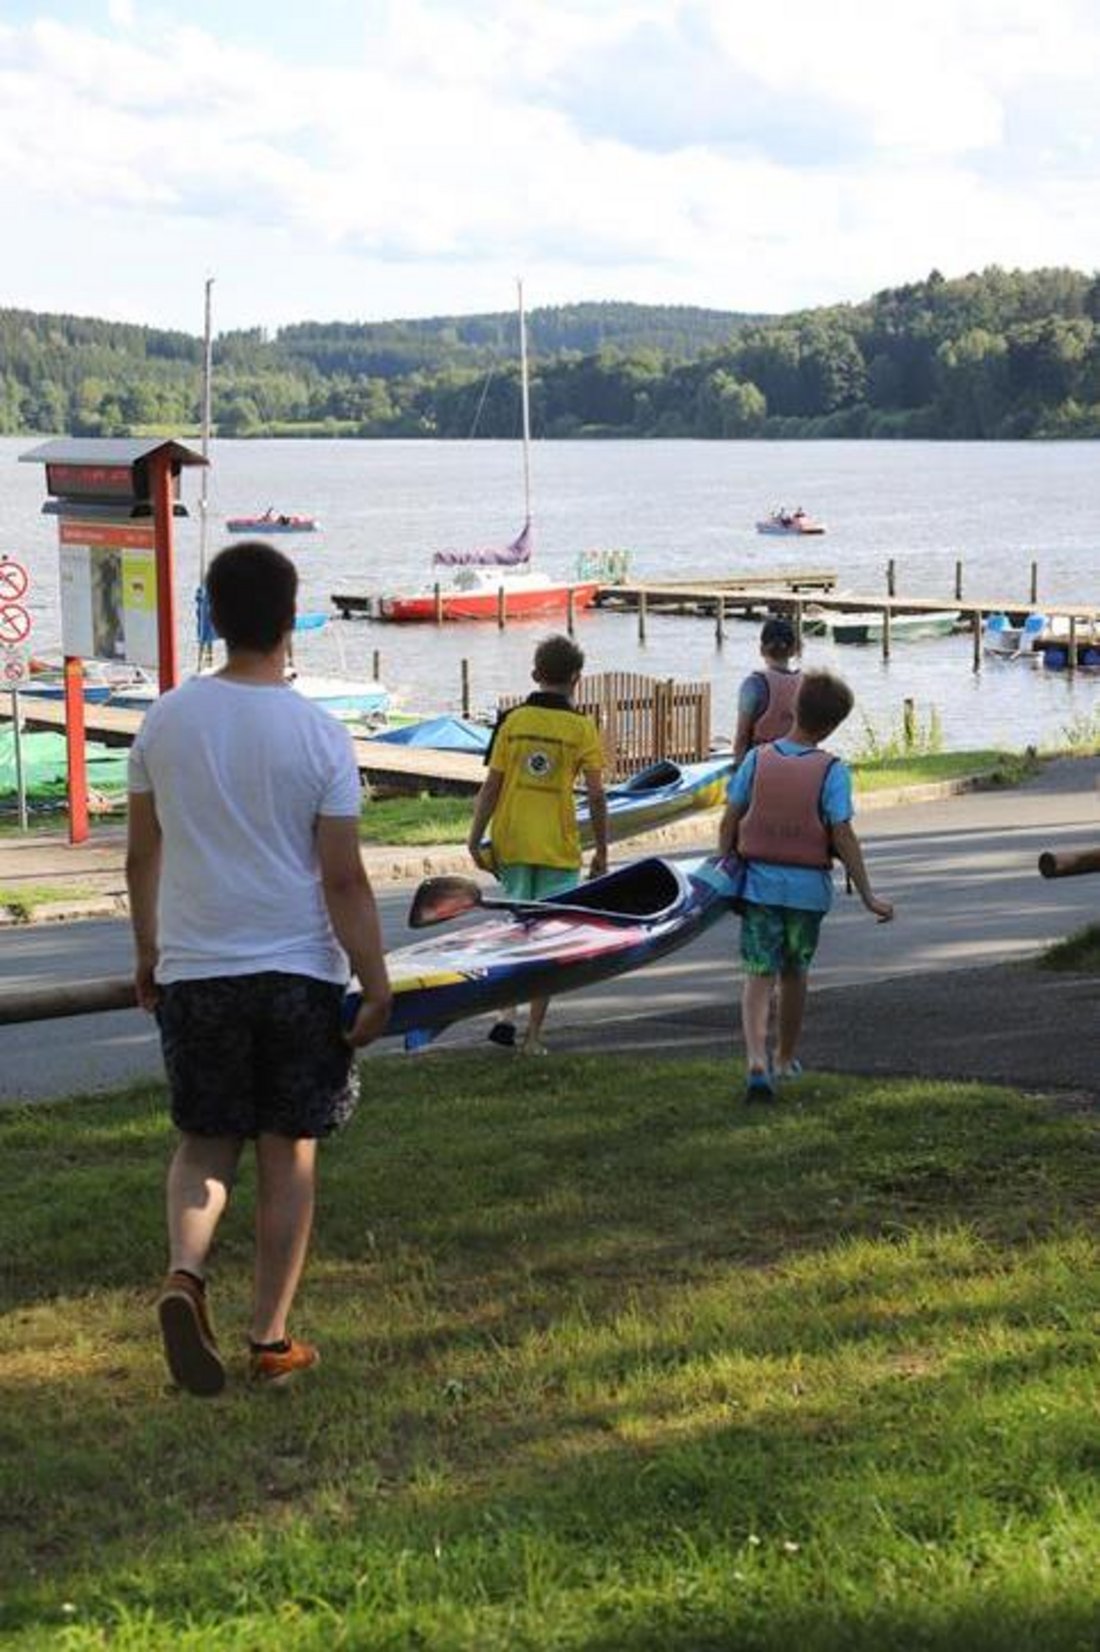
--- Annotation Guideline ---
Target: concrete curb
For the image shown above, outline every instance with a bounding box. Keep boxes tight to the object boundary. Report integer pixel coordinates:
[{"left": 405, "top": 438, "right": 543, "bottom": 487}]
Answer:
[{"left": 0, "top": 769, "right": 1020, "bottom": 927}]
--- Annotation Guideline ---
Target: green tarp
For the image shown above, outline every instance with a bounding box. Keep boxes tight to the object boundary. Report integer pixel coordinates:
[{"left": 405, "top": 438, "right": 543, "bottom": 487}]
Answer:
[{"left": 0, "top": 729, "right": 130, "bottom": 809}]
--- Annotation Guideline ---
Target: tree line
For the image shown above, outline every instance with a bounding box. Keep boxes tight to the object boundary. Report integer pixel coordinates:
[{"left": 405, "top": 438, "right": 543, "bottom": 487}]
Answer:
[{"left": 2, "top": 269, "right": 1100, "bottom": 441}]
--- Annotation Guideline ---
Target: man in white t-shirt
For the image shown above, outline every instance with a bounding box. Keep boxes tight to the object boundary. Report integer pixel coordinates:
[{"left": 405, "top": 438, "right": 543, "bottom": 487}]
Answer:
[{"left": 126, "top": 540, "right": 392, "bottom": 1396}]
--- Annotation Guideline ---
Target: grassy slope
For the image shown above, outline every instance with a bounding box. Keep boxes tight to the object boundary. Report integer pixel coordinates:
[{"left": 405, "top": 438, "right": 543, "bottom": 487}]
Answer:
[{"left": 0, "top": 1057, "right": 1096, "bottom": 1650}]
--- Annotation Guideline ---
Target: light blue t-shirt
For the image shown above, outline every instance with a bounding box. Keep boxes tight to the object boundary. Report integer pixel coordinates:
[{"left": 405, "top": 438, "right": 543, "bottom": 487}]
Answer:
[{"left": 726, "top": 739, "right": 853, "bottom": 913}]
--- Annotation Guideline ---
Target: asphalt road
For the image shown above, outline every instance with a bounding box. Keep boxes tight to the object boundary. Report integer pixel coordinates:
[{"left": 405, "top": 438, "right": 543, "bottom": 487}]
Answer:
[{"left": 3, "top": 758, "right": 1100, "bottom": 1103}]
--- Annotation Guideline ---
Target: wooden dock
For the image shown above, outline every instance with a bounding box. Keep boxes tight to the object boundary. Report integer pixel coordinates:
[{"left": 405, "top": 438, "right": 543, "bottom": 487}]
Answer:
[{"left": 0, "top": 699, "right": 485, "bottom": 795}]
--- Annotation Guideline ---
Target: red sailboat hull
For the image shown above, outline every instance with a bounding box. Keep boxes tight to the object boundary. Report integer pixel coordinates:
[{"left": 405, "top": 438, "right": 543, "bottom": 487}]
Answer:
[{"left": 376, "top": 580, "right": 601, "bottom": 623}]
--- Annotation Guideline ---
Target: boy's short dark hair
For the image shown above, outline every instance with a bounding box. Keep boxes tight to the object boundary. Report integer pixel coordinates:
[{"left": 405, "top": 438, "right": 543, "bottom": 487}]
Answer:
[
  {"left": 207, "top": 541, "right": 298, "bottom": 652},
  {"left": 533, "top": 634, "right": 585, "bottom": 686},
  {"left": 795, "top": 670, "right": 853, "bottom": 740},
  {"left": 761, "top": 616, "right": 796, "bottom": 655}
]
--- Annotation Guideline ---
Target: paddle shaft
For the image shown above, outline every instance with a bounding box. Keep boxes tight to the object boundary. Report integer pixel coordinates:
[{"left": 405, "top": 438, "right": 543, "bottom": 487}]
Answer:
[{"left": 1038, "top": 848, "right": 1100, "bottom": 880}]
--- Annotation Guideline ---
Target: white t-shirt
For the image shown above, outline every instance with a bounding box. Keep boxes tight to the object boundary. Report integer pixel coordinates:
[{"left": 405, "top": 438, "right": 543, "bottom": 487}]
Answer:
[{"left": 128, "top": 676, "right": 363, "bottom": 985}]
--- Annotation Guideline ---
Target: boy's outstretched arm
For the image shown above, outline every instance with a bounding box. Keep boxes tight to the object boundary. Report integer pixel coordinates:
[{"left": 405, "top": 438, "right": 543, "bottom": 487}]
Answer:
[
  {"left": 466, "top": 770, "right": 504, "bottom": 872},
  {"left": 830, "top": 821, "right": 894, "bottom": 922},
  {"left": 584, "top": 768, "right": 609, "bottom": 877}
]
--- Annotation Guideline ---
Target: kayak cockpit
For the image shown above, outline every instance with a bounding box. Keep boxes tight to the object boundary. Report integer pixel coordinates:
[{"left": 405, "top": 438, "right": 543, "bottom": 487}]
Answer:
[{"left": 549, "top": 857, "right": 686, "bottom": 921}]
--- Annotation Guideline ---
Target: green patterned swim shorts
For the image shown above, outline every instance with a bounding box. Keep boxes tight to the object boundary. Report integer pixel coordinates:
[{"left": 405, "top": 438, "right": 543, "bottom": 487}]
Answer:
[{"left": 740, "top": 902, "right": 824, "bottom": 976}]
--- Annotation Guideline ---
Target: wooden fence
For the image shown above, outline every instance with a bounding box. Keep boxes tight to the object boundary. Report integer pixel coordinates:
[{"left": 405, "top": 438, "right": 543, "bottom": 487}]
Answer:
[{"left": 499, "top": 672, "right": 711, "bottom": 781}]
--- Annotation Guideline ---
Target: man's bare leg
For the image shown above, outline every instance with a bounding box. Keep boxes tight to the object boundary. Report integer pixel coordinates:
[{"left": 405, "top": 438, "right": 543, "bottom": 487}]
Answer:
[
  {"left": 166, "top": 1133, "right": 243, "bottom": 1278},
  {"left": 251, "top": 1134, "right": 317, "bottom": 1345}
]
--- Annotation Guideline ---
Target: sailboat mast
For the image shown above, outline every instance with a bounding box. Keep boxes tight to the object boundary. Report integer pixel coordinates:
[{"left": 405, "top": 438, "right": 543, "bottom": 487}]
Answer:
[
  {"left": 517, "top": 277, "right": 532, "bottom": 527},
  {"left": 198, "top": 276, "right": 214, "bottom": 584},
  {"left": 197, "top": 275, "right": 215, "bottom": 669}
]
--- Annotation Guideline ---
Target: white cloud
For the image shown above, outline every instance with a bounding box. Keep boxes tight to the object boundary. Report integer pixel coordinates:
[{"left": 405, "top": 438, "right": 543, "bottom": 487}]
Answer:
[{"left": 0, "top": 0, "right": 1098, "bottom": 330}]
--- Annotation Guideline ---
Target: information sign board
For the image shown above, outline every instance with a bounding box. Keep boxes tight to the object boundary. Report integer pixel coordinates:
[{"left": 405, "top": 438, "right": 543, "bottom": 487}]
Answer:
[{"left": 58, "top": 518, "right": 158, "bottom": 669}]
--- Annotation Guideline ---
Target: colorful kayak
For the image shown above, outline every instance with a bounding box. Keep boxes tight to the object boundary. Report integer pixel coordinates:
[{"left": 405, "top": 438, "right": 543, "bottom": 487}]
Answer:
[
  {"left": 367, "top": 854, "right": 739, "bottom": 1048},
  {"left": 578, "top": 755, "right": 733, "bottom": 846}
]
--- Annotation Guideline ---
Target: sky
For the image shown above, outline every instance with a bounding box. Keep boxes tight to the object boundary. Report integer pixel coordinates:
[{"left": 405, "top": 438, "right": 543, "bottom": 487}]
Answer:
[{"left": 1, "top": 0, "right": 1099, "bottom": 335}]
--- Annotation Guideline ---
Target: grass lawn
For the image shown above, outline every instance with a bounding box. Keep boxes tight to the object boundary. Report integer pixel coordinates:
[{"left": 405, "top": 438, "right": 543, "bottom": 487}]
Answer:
[
  {"left": 0, "top": 882, "right": 94, "bottom": 920},
  {"left": 1, "top": 1056, "right": 1096, "bottom": 1650},
  {"left": 361, "top": 752, "right": 1037, "bottom": 848}
]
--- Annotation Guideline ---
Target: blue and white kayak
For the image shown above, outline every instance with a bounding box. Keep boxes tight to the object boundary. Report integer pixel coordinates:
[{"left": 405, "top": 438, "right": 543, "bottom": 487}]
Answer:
[
  {"left": 577, "top": 755, "right": 733, "bottom": 846},
  {"left": 363, "top": 854, "right": 740, "bottom": 1048}
]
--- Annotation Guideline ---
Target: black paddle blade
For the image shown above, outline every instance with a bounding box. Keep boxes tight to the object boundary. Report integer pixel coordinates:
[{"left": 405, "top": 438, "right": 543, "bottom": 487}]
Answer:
[{"left": 408, "top": 875, "right": 484, "bottom": 928}]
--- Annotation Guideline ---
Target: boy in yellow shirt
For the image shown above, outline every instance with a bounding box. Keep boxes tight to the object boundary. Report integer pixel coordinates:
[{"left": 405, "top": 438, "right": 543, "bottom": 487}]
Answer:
[{"left": 467, "top": 634, "right": 609, "bottom": 1054}]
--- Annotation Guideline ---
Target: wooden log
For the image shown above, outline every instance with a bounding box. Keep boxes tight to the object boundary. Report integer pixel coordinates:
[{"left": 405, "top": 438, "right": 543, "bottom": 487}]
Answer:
[
  {"left": 0, "top": 976, "right": 137, "bottom": 1026},
  {"left": 1039, "top": 848, "right": 1100, "bottom": 880}
]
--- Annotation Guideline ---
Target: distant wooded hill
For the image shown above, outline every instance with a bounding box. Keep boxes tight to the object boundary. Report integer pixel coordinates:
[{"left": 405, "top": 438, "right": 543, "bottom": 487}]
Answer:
[{"left": 3, "top": 270, "right": 1100, "bottom": 440}]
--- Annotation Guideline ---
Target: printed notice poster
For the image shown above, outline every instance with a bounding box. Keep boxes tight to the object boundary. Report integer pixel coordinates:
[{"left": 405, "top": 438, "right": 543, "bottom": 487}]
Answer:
[{"left": 58, "top": 520, "right": 159, "bottom": 669}]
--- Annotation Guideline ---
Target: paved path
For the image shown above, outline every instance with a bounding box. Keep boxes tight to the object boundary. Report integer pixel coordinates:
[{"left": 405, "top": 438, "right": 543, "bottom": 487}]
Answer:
[{"left": 3, "top": 757, "right": 1100, "bottom": 1103}]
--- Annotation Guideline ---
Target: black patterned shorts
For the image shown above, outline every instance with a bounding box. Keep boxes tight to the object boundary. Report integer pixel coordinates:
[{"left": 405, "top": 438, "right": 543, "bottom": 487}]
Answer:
[{"left": 156, "top": 973, "right": 359, "bottom": 1139}]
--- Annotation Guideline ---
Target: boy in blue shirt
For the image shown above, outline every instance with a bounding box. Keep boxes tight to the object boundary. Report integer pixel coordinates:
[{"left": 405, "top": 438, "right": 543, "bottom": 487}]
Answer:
[{"left": 718, "top": 670, "right": 893, "bottom": 1103}]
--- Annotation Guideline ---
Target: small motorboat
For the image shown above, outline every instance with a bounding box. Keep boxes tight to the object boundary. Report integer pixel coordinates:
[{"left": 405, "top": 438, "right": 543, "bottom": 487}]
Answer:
[
  {"left": 359, "top": 854, "right": 739, "bottom": 1048},
  {"left": 803, "top": 608, "right": 960, "bottom": 645},
  {"left": 226, "top": 508, "right": 320, "bottom": 535},
  {"left": 756, "top": 507, "right": 826, "bottom": 536}
]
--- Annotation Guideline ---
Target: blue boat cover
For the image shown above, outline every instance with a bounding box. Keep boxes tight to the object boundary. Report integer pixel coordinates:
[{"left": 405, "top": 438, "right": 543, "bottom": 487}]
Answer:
[{"left": 372, "top": 716, "right": 491, "bottom": 753}]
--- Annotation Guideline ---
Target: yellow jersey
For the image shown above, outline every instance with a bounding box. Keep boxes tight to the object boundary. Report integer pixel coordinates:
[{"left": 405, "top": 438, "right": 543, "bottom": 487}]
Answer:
[{"left": 487, "top": 693, "right": 604, "bottom": 869}]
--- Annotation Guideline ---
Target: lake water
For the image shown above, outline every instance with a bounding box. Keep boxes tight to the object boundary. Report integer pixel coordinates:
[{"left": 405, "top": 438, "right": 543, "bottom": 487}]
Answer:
[{"left": 3, "top": 435, "right": 1099, "bottom": 756}]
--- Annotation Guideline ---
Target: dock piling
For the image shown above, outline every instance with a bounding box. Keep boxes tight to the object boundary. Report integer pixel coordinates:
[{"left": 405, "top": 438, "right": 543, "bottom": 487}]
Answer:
[
  {"left": 882, "top": 604, "right": 892, "bottom": 661},
  {"left": 972, "top": 610, "right": 982, "bottom": 673},
  {"left": 497, "top": 586, "right": 506, "bottom": 629},
  {"left": 566, "top": 586, "right": 576, "bottom": 638},
  {"left": 1069, "top": 616, "right": 1078, "bottom": 676},
  {"left": 794, "top": 598, "right": 803, "bottom": 656},
  {"left": 638, "top": 588, "right": 648, "bottom": 643},
  {"left": 714, "top": 595, "right": 724, "bottom": 647},
  {"left": 372, "top": 649, "right": 381, "bottom": 682},
  {"left": 433, "top": 583, "right": 442, "bottom": 624},
  {"left": 1030, "top": 561, "right": 1039, "bottom": 605},
  {"left": 887, "top": 558, "right": 896, "bottom": 598},
  {"left": 955, "top": 560, "right": 964, "bottom": 601},
  {"left": 461, "top": 657, "right": 471, "bottom": 718}
]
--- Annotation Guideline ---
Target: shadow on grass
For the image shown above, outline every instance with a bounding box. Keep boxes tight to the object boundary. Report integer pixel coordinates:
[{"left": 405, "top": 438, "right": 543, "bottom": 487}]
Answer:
[{"left": 0, "top": 1058, "right": 1097, "bottom": 1648}]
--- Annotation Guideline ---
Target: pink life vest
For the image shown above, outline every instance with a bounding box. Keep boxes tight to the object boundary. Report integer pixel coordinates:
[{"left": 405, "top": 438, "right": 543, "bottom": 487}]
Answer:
[
  {"left": 737, "top": 744, "right": 837, "bottom": 868},
  {"left": 749, "top": 667, "right": 801, "bottom": 745}
]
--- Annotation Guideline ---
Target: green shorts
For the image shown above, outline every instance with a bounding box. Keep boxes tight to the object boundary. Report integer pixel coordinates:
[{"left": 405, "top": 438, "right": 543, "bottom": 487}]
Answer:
[
  {"left": 498, "top": 864, "right": 580, "bottom": 902},
  {"left": 740, "top": 901, "right": 824, "bottom": 976}
]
